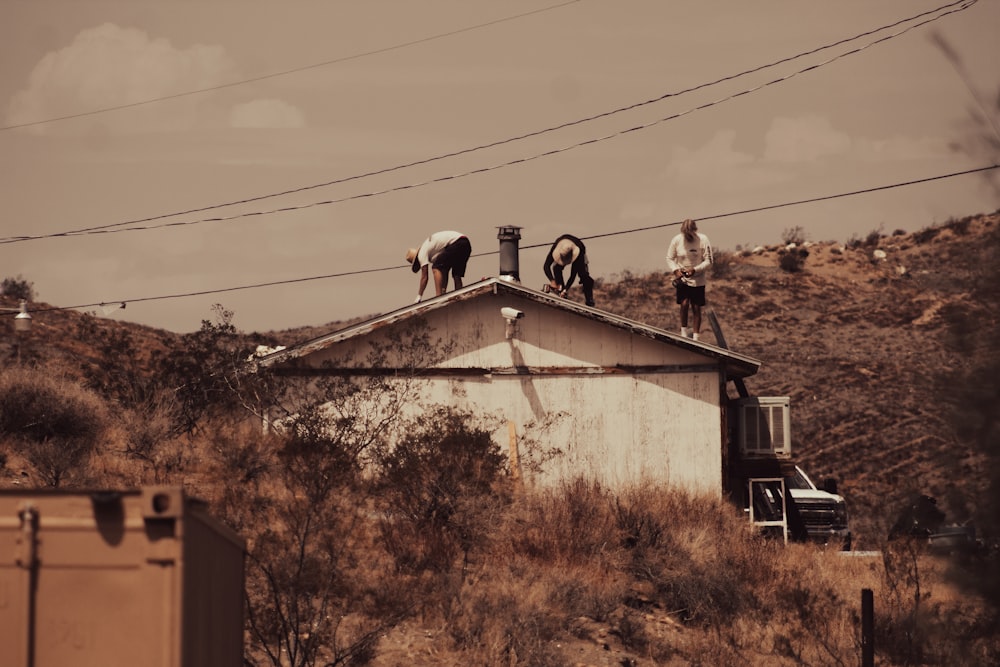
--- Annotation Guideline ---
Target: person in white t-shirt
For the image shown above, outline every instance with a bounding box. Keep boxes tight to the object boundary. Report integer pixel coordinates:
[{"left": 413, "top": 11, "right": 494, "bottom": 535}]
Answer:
[
  {"left": 665, "top": 219, "right": 713, "bottom": 340},
  {"left": 405, "top": 231, "right": 472, "bottom": 302}
]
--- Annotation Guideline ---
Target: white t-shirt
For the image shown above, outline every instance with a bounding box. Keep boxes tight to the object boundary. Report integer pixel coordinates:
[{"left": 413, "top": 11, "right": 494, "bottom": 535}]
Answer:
[{"left": 416, "top": 231, "right": 465, "bottom": 267}]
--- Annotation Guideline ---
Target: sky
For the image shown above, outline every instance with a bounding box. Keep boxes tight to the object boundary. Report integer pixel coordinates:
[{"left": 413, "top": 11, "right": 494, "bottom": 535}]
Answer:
[{"left": 1, "top": 0, "right": 998, "bottom": 334}]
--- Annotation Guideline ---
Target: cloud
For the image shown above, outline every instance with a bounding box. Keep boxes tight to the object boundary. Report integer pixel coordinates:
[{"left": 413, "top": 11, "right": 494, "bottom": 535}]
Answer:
[
  {"left": 664, "top": 129, "right": 786, "bottom": 191},
  {"left": 763, "top": 115, "right": 851, "bottom": 163},
  {"left": 229, "top": 99, "right": 305, "bottom": 128},
  {"left": 6, "top": 22, "right": 236, "bottom": 134}
]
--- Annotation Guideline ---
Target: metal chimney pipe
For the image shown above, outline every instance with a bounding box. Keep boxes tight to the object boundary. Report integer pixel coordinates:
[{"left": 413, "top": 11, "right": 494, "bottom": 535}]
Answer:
[{"left": 497, "top": 225, "right": 522, "bottom": 283}]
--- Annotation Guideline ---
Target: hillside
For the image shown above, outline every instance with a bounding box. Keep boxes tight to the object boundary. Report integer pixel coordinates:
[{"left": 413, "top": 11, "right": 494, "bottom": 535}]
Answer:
[
  {"left": 596, "top": 213, "right": 997, "bottom": 547},
  {"left": 2, "top": 214, "right": 996, "bottom": 549}
]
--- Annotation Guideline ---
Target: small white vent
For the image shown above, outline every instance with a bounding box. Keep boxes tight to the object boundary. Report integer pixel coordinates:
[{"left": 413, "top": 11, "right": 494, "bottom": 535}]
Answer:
[{"left": 737, "top": 397, "right": 791, "bottom": 458}]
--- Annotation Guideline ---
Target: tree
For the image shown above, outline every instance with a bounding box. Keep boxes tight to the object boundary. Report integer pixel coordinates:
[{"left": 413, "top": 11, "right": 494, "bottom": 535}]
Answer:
[
  {"left": 1, "top": 275, "right": 35, "bottom": 301},
  {"left": 155, "top": 304, "right": 273, "bottom": 435},
  {"left": 232, "top": 325, "right": 441, "bottom": 667}
]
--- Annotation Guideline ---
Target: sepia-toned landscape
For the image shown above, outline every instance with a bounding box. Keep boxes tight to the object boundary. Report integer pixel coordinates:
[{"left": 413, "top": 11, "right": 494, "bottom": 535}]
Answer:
[{"left": 1, "top": 211, "right": 997, "bottom": 666}]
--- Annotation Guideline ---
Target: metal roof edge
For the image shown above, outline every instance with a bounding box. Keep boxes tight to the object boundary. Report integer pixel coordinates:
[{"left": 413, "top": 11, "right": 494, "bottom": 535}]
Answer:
[{"left": 256, "top": 277, "right": 762, "bottom": 377}]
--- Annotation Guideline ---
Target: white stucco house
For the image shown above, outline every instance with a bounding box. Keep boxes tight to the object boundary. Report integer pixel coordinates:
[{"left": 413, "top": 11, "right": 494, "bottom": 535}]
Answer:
[{"left": 255, "top": 276, "right": 761, "bottom": 496}]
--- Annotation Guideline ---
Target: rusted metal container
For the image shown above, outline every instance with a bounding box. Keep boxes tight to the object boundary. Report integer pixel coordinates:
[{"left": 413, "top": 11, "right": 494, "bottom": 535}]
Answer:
[{"left": 0, "top": 486, "right": 245, "bottom": 667}]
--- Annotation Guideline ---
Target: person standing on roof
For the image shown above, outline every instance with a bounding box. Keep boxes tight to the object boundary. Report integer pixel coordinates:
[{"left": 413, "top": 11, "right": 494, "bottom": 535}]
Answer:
[
  {"left": 665, "top": 219, "right": 713, "bottom": 340},
  {"left": 543, "top": 234, "right": 596, "bottom": 307},
  {"left": 406, "top": 231, "right": 472, "bottom": 303}
]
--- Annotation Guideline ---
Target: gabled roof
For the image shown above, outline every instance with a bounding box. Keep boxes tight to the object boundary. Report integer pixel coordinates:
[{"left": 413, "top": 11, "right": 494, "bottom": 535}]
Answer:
[{"left": 256, "top": 278, "right": 761, "bottom": 378}]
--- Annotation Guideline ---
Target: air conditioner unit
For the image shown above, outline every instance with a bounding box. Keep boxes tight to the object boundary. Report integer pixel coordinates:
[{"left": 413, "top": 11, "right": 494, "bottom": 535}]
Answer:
[{"left": 736, "top": 396, "right": 791, "bottom": 458}]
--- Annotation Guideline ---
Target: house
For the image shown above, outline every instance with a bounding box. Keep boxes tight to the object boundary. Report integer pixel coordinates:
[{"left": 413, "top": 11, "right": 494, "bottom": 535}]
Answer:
[{"left": 256, "top": 253, "right": 762, "bottom": 496}]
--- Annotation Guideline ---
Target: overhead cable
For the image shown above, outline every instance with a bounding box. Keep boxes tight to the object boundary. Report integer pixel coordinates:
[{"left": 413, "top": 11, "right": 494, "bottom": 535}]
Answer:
[
  {"left": 0, "top": 0, "right": 976, "bottom": 245},
  {"left": 18, "top": 162, "right": 997, "bottom": 317}
]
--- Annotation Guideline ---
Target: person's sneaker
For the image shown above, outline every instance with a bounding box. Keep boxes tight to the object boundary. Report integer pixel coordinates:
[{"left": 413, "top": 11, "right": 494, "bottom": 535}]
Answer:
[
  {"left": 692, "top": 332, "right": 700, "bottom": 341},
  {"left": 586, "top": 300, "right": 595, "bottom": 307}
]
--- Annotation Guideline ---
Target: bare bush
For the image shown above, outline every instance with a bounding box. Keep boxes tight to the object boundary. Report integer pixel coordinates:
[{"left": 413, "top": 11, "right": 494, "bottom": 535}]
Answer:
[{"left": 782, "top": 226, "right": 807, "bottom": 246}]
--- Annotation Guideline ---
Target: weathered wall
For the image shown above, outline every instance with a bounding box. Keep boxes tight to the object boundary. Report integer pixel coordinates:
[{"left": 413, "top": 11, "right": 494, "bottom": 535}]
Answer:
[
  {"left": 286, "top": 291, "right": 725, "bottom": 494},
  {"left": 421, "top": 370, "right": 722, "bottom": 493}
]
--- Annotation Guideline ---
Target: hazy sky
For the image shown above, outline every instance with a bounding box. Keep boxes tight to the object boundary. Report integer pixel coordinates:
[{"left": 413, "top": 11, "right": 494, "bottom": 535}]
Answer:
[{"left": 1, "top": 0, "right": 997, "bottom": 334}]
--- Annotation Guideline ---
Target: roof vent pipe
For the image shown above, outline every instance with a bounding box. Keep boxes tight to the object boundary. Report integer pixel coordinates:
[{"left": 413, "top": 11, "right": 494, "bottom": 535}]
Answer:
[{"left": 497, "top": 225, "right": 521, "bottom": 283}]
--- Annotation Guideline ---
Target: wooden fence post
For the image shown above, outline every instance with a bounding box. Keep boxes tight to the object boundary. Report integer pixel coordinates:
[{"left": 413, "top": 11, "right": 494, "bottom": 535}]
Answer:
[{"left": 861, "top": 588, "right": 874, "bottom": 667}]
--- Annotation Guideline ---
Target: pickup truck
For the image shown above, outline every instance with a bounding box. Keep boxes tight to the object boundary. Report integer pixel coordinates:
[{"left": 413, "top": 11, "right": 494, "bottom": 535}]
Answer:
[
  {"left": 750, "top": 465, "right": 852, "bottom": 550},
  {"left": 786, "top": 466, "right": 852, "bottom": 550}
]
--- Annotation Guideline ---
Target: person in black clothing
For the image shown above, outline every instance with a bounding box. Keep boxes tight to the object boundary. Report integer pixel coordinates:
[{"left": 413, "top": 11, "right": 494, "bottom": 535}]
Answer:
[{"left": 543, "top": 234, "right": 595, "bottom": 307}]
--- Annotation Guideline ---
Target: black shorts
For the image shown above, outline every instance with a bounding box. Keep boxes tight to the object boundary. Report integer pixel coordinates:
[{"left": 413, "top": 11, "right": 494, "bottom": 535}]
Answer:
[
  {"left": 675, "top": 283, "right": 706, "bottom": 306},
  {"left": 433, "top": 236, "right": 472, "bottom": 278}
]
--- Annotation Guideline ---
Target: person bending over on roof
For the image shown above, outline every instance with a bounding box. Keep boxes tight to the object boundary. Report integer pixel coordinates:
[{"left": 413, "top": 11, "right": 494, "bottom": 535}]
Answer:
[
  {"left": 665, "top": 219, "right": 713, "bottom": 340},
  {"left": 406, "top": 231, "right": 472, "bottom": 303},
  {"left": 543, "top": 234, "right": 596, "bottom": 307}
]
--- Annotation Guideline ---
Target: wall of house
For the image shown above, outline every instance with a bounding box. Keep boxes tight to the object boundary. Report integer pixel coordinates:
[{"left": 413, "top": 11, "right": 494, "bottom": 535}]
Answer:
[
  {"left": 424, "top": 370, "right": 722, "bottom": 493},
  {"left": 292, "top": 292, "right": 725, "bottom": 494}
]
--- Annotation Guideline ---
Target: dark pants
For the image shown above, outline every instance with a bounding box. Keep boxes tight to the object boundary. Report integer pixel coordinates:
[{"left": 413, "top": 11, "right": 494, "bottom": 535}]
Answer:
[{"left": 553, "top": 259, "right": 595, "bottom": 306}]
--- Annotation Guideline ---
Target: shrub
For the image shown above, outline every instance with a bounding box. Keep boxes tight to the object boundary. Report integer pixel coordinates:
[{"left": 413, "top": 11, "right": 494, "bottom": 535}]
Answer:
[
  {"left": 865, "top": 227, "right": 884, "bottom": 247},
  {"left": 711, "top": 249, "right": 734, "bottom": 279},
  {"left": 912, "top": 226, "right": 941, "bottom": 244},
  {"left": 0, "top": 368, "right": 108, "bottom": 486},
  {"left": 946, "top": 215, "right": 972, "bottom": 235},
  {"left": 779, "top": 248, "right": 809, "bottom": 273},
  {"left": 376, "top": 406, "right": 509, "bottom": 572}
]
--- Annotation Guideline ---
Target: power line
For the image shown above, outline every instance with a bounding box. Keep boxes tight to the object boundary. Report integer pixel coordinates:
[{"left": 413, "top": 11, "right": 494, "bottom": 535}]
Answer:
[
  {"left": 0, "top": 0, "right": 975, "bottom": 245},
  {"left": 20, "top": 163, "right": 998, "bottom": 317},
  {"left": 0, "top": 0, "right": 584, "bottom": 133}
]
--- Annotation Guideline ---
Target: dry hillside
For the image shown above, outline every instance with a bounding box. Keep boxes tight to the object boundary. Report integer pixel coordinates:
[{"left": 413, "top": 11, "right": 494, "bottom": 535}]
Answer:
[
  {"left": 2, "top": 214, "right": 996, "bottom": 549},
  {"left": 596, "top": 212, "right": 998, "bottom": 548}
]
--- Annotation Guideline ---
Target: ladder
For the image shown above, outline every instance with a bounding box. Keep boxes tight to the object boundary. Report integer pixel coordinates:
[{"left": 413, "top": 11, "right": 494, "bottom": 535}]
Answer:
[{"left": 747, "top": 477, "right": 789, "bottom": 544}]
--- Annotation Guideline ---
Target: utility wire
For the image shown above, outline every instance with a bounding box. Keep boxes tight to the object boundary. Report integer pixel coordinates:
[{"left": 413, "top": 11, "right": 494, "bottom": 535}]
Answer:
[
  {"left": 0, "top": 0, "right": 975, "bottom": 245},
  {"left": 16, "top": 163, "right": 998, "bottom": 317},
  {"left": 0, "top": 0, "right": 584, "bottom": 133},
  {"left": 4, "top": 0, "right": 977, "bottom": 245}
]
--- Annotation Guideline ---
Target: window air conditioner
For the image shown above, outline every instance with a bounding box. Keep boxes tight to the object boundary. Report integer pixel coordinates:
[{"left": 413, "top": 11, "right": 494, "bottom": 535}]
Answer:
[{"left": 736, "top": 396, "right": 791, "bottom": 458}]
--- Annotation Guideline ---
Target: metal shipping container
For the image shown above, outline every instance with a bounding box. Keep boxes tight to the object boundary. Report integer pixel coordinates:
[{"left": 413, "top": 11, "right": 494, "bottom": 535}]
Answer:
[{"left": 0, "top": 486, "right": 245, "bottom": 667}]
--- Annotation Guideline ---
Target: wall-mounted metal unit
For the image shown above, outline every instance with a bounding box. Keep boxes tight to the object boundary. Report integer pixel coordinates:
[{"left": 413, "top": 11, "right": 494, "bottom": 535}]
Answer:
[
  {"left": 736, "top": 396, "right": 792, "bottom": 458},
  {"left": 0, "top": 486, "right": 245, "bottom": 667}
]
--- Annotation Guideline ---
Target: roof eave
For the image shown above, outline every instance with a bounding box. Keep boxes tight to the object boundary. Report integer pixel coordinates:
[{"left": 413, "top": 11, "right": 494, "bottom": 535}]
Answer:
[{"left": 256, "top": 278, "right": 762, "bottom": 378}]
